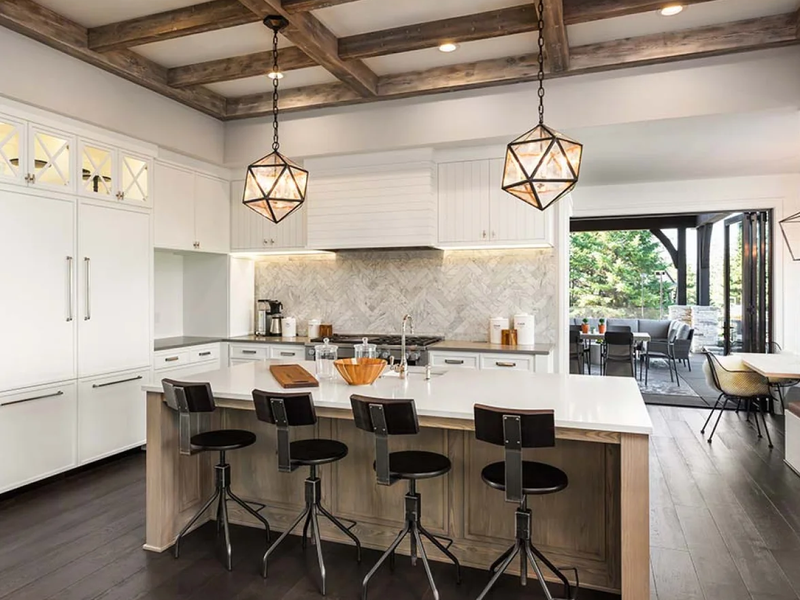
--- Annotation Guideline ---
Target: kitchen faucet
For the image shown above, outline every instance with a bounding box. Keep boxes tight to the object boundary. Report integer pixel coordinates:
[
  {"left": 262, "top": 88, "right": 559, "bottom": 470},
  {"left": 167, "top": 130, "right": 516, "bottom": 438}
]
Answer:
[{"left": 397, "top": 313, "right": 414, "bottom": 378}]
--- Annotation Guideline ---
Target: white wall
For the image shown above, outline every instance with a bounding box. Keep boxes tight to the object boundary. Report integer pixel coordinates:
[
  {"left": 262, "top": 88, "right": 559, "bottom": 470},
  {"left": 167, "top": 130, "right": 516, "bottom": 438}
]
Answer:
[
  {"left": 0, "top": 27, "right": 225, "bottom": 165},
  {"left": 225, "top": 47, "right": 800, "bottom": 166},
  {"left": 154, "top": 252, "right": 184, "bottom": 339},
  {"left": 572, "top": 174, "right": 800, "bottom": 352}
]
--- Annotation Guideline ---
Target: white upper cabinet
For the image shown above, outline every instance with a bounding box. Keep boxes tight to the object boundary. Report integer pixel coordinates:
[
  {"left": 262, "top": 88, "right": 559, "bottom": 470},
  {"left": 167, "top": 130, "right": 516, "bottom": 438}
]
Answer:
[
  {"left": 154, "top": 162, "right": 229, "bottom": 253},
  {"left": 119, "top": 151, "right": 152, "bottom": 207},
  {"left": 29, "top": 124, "right": 75, "bottom": 192},
  {"left": 437, "top": 158, "right": 553, "bottom": 248},
  {"left": 0, "top": 115, "right": 27, "bottom": 186},
  {"left": 230, "top": 179, "right": 306, "bottom": 251},
  {"left": 79, "top": 140, "right": 115, "bottom": 200},
  {"left": 78, "top": 203, "right": 151, "bottom": 378},
  {"left": 0, "top": 189, "right": 76, "bottom": 391}
]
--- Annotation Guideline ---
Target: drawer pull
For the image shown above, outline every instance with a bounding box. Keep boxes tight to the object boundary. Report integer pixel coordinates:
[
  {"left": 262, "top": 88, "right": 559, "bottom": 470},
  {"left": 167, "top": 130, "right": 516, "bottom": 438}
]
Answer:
[
  {"left": 242, "top": 350, "right": 258, "bottom": 355},
  {"left": 92, "top": 375, "right": 143, "bottom": 388},
  {"left": 495, "top": 361, "right": 517, "bottom": 368},
  {"left": 445, "top": 359, "right": 465, "bottom": 365},
  {"left": 164, "top": 356, "right": 180, "bottom": 362},
  {"left": 2, "top": 390, "right": 64, "bottom": 407},
  {"left": 280, "top": 351, "right": 296, "bottom": 357},
  {"left": 198, "top": 351, "right": 212, "bottom": 357}
]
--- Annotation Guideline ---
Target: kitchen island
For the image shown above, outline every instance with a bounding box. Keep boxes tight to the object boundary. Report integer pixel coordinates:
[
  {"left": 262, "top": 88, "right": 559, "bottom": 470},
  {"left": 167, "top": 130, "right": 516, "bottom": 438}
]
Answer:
[{"left": 143, "top": 361, "right": 651, "bottom": 597}]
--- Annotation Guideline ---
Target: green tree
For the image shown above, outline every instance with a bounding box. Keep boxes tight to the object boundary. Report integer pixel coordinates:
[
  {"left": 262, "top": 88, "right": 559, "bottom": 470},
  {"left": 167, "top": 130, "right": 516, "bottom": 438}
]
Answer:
[{"left": 570, "top": 230, "right": 674, "bottom": 317}]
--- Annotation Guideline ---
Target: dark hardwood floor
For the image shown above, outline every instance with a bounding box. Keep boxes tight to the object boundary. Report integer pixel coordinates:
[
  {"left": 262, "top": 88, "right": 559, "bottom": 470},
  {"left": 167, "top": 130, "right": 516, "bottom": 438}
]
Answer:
[{"left": 0, "top": 404, "right": 798, "bottom": 600}]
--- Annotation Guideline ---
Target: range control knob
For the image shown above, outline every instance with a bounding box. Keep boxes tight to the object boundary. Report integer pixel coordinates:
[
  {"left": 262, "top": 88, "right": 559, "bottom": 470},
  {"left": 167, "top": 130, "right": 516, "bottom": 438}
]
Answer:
[
  {"left": 380, "top": 350, "right": 391, "bottom": 360},
  {"left": 407, "top": 351, "right": 421, "bottom": 363},
  {"left": 307, "top": 348, "right": 316, "bottom": 359}
]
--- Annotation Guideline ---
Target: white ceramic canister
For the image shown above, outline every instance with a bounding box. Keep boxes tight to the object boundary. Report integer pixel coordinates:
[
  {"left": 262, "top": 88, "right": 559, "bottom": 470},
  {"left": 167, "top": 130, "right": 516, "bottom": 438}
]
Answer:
[
  {"left": 489, "top": 317, "right": 510, "bottom": 344},
  {"left": 513, "top": 314, "right": 535, "bottom": 345},
  {"left": 307, "top": 319, "right": 321, "bottom": 339},
  {"left": 283, "top": 316, "right": 297, "bottom": 338}
]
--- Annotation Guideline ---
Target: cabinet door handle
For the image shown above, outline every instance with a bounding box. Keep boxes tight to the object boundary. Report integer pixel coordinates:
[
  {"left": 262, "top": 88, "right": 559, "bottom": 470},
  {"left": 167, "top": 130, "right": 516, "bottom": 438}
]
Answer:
[
  {"left": 280, "top": 351, "right": 295, "bottom": 356},
  {"left": 66, "top": 256, "right": 73, "bottom": 322},
  {"left": 242, "top": 350, "right": 258, "bottom": 355},
  {"left": 1, "top": 390, "right": 63, "bottom": 407},
  {"left": 495, "top": 361, "right": 517, "bottom": 368},
  {"left": 164, "top": 356, "right": 180, "bottom": 362},
  {"left": 92, "top": 375, "right": 143, "bottom": 388},
  {"left": 83, "top": 257, "right": 91, "bottom": 320},
  {"left": 198, "top": 351, "right": 212, "bottom": 357},
  {"left": 444, "top": 359, "right": 464, "bottom": 365},
  {"left": 482, "top": 230, "right": 487, "bottom": 239}
]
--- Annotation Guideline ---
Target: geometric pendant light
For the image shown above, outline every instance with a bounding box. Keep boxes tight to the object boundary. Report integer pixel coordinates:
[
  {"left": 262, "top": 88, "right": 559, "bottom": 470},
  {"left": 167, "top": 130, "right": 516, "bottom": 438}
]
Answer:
[
  {"left": 501, "top": 0, "right": 583, "bottom": 211},
  {"left": 779, "top": 211, "right": 800, "bottom": 261},
  {"left": 243, "top": 16, "right": 308, "bottom": 224}
]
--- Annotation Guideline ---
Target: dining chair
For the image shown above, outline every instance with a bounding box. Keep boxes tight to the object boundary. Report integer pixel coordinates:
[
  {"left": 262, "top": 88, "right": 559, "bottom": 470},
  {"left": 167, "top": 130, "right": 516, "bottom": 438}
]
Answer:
[{"left": 602, "top": 331, "right": 636, "bottom": 378}]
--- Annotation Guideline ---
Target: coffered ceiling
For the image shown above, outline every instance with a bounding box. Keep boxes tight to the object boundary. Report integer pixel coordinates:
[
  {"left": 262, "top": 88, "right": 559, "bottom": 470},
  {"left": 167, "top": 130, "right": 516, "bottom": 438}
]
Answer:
[{"left": 1, "top": 0, "right": 798, "bottom": 120}]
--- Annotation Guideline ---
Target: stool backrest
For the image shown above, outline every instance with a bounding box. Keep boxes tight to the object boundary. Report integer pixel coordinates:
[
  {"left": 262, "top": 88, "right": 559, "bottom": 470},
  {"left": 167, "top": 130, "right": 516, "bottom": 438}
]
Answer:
[
  {"left": 474, "top": 405, "right": 556, "bottom": 503},
  {"left": 252, "top": 390, "right": 316, "bottom": 472},
  {"left": 351, "top": 394, "right": 418, "bottom": 486},
  {"left": 162, "top": 379, "right": 215, "bottom": 413}
]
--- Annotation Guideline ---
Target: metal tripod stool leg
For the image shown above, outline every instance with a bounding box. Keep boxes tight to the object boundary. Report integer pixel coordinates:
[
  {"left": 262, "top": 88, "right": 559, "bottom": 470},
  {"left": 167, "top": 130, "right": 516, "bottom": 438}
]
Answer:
[
  {"left": 361, "top": 480, "right": 460, "bottom": 600},
  {"left": 174, "top": 450, "right": 271, "bottom": 571},
  {"left": 476, "top": 499, "right": 578, "bottom": 600},
  {"left": 263, "top": 465, "right": 361, "bottom": 596}
]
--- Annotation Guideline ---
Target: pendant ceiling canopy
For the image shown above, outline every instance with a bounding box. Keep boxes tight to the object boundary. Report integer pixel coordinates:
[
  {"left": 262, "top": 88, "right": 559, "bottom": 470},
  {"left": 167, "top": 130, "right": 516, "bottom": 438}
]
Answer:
[
  {"left": 242, "top": 15, "right": 308, "bottom": 224},
  {"left": 501, "top": 0, "right": 583, "bottom": 211}
]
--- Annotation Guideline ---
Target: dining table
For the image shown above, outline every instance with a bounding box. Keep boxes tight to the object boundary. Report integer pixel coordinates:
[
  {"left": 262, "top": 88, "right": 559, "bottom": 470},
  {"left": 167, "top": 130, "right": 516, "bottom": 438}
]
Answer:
[
  {"left": 738, "top": 352, "right": 800, "bottom": 379},
  {"left": 580, "top": 331, "right": 652, "bottom": 343}
]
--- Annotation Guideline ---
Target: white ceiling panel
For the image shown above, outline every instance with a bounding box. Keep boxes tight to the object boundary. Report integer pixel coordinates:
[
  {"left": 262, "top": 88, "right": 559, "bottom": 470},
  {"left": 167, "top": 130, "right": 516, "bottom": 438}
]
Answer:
[
  {"left": 134, "top": 23, "right": 293, "bottom": 68},
  {"left": 569, "top": 0, "right": 800, "bottom": 47},
  {"left": 365, "top": 32, "right": 537, "bottom": 76},
  {"left": 35, "top": 0, "right": 203, "bottom": 28},
  {"left": 315, "top": 0, "right": 525, "bottom": 37},
  {"left": 203, "top": 67, "right": 338, "bottom": 97}
]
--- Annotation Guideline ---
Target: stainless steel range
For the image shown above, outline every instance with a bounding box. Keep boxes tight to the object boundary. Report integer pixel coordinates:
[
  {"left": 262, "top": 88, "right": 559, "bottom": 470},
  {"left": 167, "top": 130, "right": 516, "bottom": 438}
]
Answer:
[{"left": 304, "top": 334, "right": 443, "bottom": 366}]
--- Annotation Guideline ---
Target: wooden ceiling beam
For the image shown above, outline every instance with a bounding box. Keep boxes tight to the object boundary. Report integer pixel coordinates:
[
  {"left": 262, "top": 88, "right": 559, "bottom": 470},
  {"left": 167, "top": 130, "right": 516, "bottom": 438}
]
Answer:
[
  {"left": 87, "top": 0, "right": 258, "bottom": 53},
  {"left": 283, "top": 0, "right": 364, "bottom": 13},
  {"left": 168, "top": 46, "right": 316, "bottom": 87},
  {"left": 236, "top": 0, "right": 377, "bottom": 96},
  {"left": 540, "top": 0, "right": 570, "bottom": 72},
  {"left": 0, "top": 0, "right": 226, "bottom": 117},
  {"left": 226, "top": 12, "right": 800, "bottom": 118},
  {"left": 337, "top": 0, "right": 718, "bottom": 60}
]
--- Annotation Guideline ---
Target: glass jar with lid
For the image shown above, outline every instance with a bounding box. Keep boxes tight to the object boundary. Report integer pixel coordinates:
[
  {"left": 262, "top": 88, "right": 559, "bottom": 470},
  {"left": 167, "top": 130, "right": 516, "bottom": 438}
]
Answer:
[
  {"left": 354, "top": 337, "right": 377, "bottom": 362},
  {"left": 314, "top": 338, "right": 338, "bottom": 380}
]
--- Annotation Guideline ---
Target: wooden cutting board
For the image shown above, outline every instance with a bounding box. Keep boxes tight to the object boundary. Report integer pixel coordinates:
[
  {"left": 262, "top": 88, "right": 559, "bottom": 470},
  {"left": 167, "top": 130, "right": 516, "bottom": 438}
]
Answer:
[{"left": 269, "top": 364, "right": 319, "bottom": 388}]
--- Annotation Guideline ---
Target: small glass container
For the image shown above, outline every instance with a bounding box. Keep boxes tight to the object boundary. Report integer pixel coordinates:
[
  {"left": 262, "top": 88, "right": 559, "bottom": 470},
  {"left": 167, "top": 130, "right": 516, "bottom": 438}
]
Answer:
[
  {"left": 354, "top": 337, "right": 377, "bottom": 362},
  {"left": 315, "top": 338, "right": 338, "bottom": 380}
]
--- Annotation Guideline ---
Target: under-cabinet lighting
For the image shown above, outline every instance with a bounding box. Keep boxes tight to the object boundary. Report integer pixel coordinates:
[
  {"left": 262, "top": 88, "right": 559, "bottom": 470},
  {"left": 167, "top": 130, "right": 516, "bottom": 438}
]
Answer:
[
  {"left": 659, "top": 4, "right": 684, "bottom": 16},
  {"left": 229, "top": 250, "right": 334, "bottom": 258},
  {"left": 435, "top": 243, "right": 552, "bottom": 252},
  {"left": 438, "top": 42, "right": 459, "bottom": 53}
]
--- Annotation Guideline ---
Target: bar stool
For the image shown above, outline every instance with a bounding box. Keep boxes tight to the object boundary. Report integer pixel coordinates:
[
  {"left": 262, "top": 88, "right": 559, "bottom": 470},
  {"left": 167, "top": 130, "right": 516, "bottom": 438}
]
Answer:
[
  {"left": 253, "top": 390, "right": 362, "bottom": 596},
  {"left": 350, "top": 394, "right": 461, "bottom": 600},
  {"left": 162, "top": 379, "right": 271, "bottom": 571},
  {"left": 473, "top": 404, "right": 578, "bottom": 600}
]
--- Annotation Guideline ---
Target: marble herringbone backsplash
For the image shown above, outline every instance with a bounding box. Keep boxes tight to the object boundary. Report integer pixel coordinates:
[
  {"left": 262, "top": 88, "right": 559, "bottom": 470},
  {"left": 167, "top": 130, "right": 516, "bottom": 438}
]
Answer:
[{"left": 254, "top": 249, "right": 556, "bottom": 342}]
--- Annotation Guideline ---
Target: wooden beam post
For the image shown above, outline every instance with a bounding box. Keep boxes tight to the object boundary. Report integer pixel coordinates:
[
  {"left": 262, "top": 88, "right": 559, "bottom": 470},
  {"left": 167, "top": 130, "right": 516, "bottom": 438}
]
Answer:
[
  {"left": 282, "top": 0, "right": 363, "bottom": 13},
  {"left": 0, "top": 0, "right": 226, "bottom": 118},
  {"left": 236, "top": 0, "right": 377, "bottom": 96},
  {"left": 88, "top": 0, "right": 259, "bottom": 53},
  {"left": 539, "top": 0, "right": 570, "bottom": 72}
]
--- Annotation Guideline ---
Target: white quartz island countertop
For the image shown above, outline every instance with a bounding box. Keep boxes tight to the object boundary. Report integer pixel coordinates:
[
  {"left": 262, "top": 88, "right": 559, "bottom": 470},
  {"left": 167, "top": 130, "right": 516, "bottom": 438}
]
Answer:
[{"left": 144, "top": 360, "right": 652, "bottom": 435}]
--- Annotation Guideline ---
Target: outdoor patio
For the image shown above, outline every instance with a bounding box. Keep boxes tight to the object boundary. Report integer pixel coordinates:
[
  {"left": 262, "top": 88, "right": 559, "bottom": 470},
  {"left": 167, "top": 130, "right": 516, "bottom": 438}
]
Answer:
[{"left": 637, "top": 352, "right": 717, "bottom": 408}]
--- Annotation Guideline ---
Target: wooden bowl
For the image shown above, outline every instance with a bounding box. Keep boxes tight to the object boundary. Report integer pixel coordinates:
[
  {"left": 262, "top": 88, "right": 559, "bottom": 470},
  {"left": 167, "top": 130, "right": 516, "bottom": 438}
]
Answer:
[{"left": 334, "top": 358, "right": 387, "bottom": 385}]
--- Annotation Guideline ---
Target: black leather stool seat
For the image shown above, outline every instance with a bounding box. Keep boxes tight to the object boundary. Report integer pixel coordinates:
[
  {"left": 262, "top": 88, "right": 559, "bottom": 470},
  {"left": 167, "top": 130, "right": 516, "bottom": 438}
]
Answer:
[
  {"left": 290, "top": 439, "right": 348, "bottom": 465},
  {"left": 374, "top": 451, "right": 452, "bottom": 480},
  {"left": 190, "top": 429, "right": 256, "bottom": 452},
  {"left": 481, "top": 461, "right": 568, "bottom": 495}
]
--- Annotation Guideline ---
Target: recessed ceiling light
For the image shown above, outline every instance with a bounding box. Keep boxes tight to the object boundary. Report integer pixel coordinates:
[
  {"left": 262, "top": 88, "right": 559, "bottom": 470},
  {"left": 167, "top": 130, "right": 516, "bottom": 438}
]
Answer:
[
  {"left": 659, "top": 4, "right": 684, "bottom": 16},
  {"left": 438, "top": 42, "right": 459, "bottom": 53},
  {"left": 267, "top": 70, "right": 284, "bottom": 80}
]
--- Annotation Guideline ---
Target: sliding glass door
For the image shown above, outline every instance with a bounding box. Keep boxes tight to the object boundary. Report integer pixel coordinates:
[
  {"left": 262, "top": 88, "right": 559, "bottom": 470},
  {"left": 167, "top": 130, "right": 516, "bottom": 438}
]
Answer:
[{"left": 723, "top": 211, "right": 771, "bottom": 354}]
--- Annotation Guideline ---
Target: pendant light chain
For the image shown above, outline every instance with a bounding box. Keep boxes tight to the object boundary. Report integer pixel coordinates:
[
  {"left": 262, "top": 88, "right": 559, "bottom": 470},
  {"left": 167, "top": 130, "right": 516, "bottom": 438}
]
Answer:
[
  {"left": 537, "top": 0, "right": 545, "bottom": 126},
  {"left": 271, "top": 26, "right": 280, "bottom": 152}
]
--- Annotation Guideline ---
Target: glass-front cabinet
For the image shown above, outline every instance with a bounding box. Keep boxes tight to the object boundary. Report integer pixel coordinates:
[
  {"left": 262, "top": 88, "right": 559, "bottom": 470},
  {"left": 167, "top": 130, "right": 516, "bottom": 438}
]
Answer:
[
  {"left": 79, "top": 140, "right": 115, "bottom": 199},
  {"left": 30, "top": 125, "right": 74, "bottom": 192},
  {"left": 0, "top": 116, "right": 25, "bottom": 185},
  {"left": 119, "top": 152, "right": 150, "bottom": 206}
]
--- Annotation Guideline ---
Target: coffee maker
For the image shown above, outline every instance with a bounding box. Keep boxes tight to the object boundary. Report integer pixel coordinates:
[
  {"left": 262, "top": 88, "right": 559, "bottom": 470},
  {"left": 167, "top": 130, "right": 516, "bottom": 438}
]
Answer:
[{"left": 267, "top": 299, "right": 283, "bottom": 337}]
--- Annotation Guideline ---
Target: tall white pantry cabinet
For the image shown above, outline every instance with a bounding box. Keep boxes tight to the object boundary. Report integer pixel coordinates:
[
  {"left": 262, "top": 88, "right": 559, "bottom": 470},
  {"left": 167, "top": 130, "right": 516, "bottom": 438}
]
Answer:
[{"left": 0, "top": 104, "right": 154, "bottom": 494}]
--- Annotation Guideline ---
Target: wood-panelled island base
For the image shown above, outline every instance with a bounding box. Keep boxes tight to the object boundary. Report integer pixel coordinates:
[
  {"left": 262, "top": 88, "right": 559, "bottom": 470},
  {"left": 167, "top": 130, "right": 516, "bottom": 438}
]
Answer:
[{"left": 142, "top": 361, "right": 652, "bottom": 597}]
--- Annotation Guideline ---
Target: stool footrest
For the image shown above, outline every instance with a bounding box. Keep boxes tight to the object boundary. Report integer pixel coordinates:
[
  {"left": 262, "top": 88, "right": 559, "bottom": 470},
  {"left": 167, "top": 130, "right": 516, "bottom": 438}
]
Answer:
[{"left": 551, "top": 566, "right": 579, "bottom": 600}]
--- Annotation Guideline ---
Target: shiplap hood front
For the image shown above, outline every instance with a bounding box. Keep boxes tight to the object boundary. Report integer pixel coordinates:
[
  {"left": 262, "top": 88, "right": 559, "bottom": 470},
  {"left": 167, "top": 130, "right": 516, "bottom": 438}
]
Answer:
[{"left": 304, "top": 149, "right": 437, "bottom": 251}]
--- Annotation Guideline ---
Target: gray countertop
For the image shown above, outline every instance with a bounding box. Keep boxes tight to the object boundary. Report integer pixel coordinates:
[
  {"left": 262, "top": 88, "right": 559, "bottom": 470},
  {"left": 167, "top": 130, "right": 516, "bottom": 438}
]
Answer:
[
  {"left": 226, "top": 335, "right": 310, "bottom": 345},
  {"left": 429, "top": 340, "right": 553, "bottom": 355}
]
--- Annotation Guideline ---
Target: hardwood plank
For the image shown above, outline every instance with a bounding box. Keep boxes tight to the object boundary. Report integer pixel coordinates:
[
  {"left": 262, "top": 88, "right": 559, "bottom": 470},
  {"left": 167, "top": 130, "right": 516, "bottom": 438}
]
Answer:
[
  {"left": 540, "top": 0, "right": 570, "bottom": 72},
  {"left": 650, "top": 504, "right": 687, "bottom": 550},
  {"left": 650, "top": 547, "right": 704, "bottom": 600},
  {"left": 87, "top": 0, "right": 257, "bottom": 52},
  {"left": 283, "top": 0, "right": 363, "bottom": 13},
  {"left": 236, "top": 0, "right": 378, "bottom": 96},
  {"left": 168, "top": 47, "right": 315, "bottom": 88},
  {"left": 0, "top": 0, "right": 226, "bottom": 118},
  {"left": 651, "top": 436, "right": 706, "bottom": 507}
]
